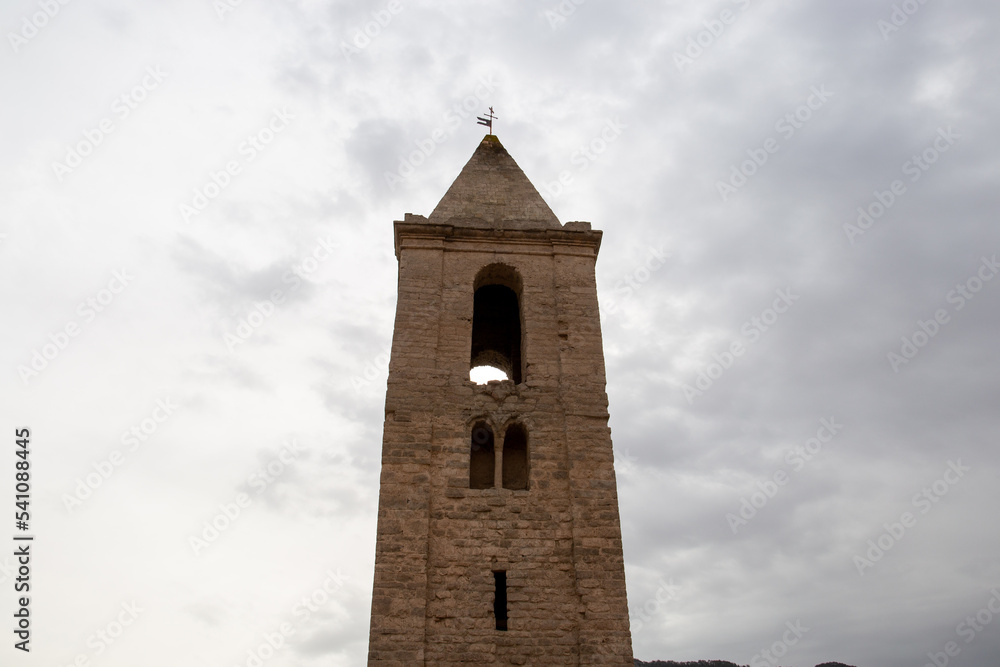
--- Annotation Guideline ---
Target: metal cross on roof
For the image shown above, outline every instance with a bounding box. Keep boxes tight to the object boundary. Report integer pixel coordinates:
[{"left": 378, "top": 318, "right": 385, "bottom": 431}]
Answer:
[{"left": 477, "top": 107, "right": 497, "bottom": 134}]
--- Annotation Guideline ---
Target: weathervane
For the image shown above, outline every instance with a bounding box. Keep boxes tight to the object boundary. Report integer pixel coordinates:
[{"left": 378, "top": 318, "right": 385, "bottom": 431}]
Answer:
[{"left": 477, "top": 107, "right": 497, "bottom": 134}]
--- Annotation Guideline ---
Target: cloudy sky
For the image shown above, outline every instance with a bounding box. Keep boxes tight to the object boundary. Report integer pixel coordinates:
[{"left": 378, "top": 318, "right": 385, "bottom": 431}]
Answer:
[{"left": 2, "top": 1, "right": 999, "bottom": 665}]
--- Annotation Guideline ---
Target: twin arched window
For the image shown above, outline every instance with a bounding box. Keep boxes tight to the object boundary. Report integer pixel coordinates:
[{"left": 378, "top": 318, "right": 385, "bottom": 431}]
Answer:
[{"left": 469, "top": 422, "right": 528, "bottom": 490}]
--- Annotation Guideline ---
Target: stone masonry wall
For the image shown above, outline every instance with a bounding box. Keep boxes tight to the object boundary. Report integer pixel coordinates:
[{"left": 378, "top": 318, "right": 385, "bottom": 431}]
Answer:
[{"left": 367, "top": 223, "right": 632, "bottom": 666}]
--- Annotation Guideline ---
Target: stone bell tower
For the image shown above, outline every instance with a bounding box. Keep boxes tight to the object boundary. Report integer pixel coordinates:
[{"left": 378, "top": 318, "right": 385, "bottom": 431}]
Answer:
[{"left": 367, "top": 134, "right": 632, "bottom": 665}]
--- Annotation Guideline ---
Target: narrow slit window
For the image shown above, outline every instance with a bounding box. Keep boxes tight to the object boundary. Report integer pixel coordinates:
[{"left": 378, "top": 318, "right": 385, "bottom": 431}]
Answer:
[
  {"left": 469, "top": 423, "right": 495, "bottom": 489},
  {"left": 493, "top": 570, "right": 508, "bottom": 631},
  {"left": 502, "top": 424, "right": 528, "bottom": 490}
]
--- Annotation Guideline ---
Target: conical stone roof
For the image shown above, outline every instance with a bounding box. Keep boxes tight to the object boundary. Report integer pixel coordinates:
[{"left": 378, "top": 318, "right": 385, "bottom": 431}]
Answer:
[{"left": 428, "top": 135, "right": 561, "bottom": 229}]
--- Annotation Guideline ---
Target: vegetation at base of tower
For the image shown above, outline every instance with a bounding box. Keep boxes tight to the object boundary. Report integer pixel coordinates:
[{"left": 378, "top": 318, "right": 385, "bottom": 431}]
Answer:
[{"left": 633, "top": 661, "right": 858, "bottom": 667}]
